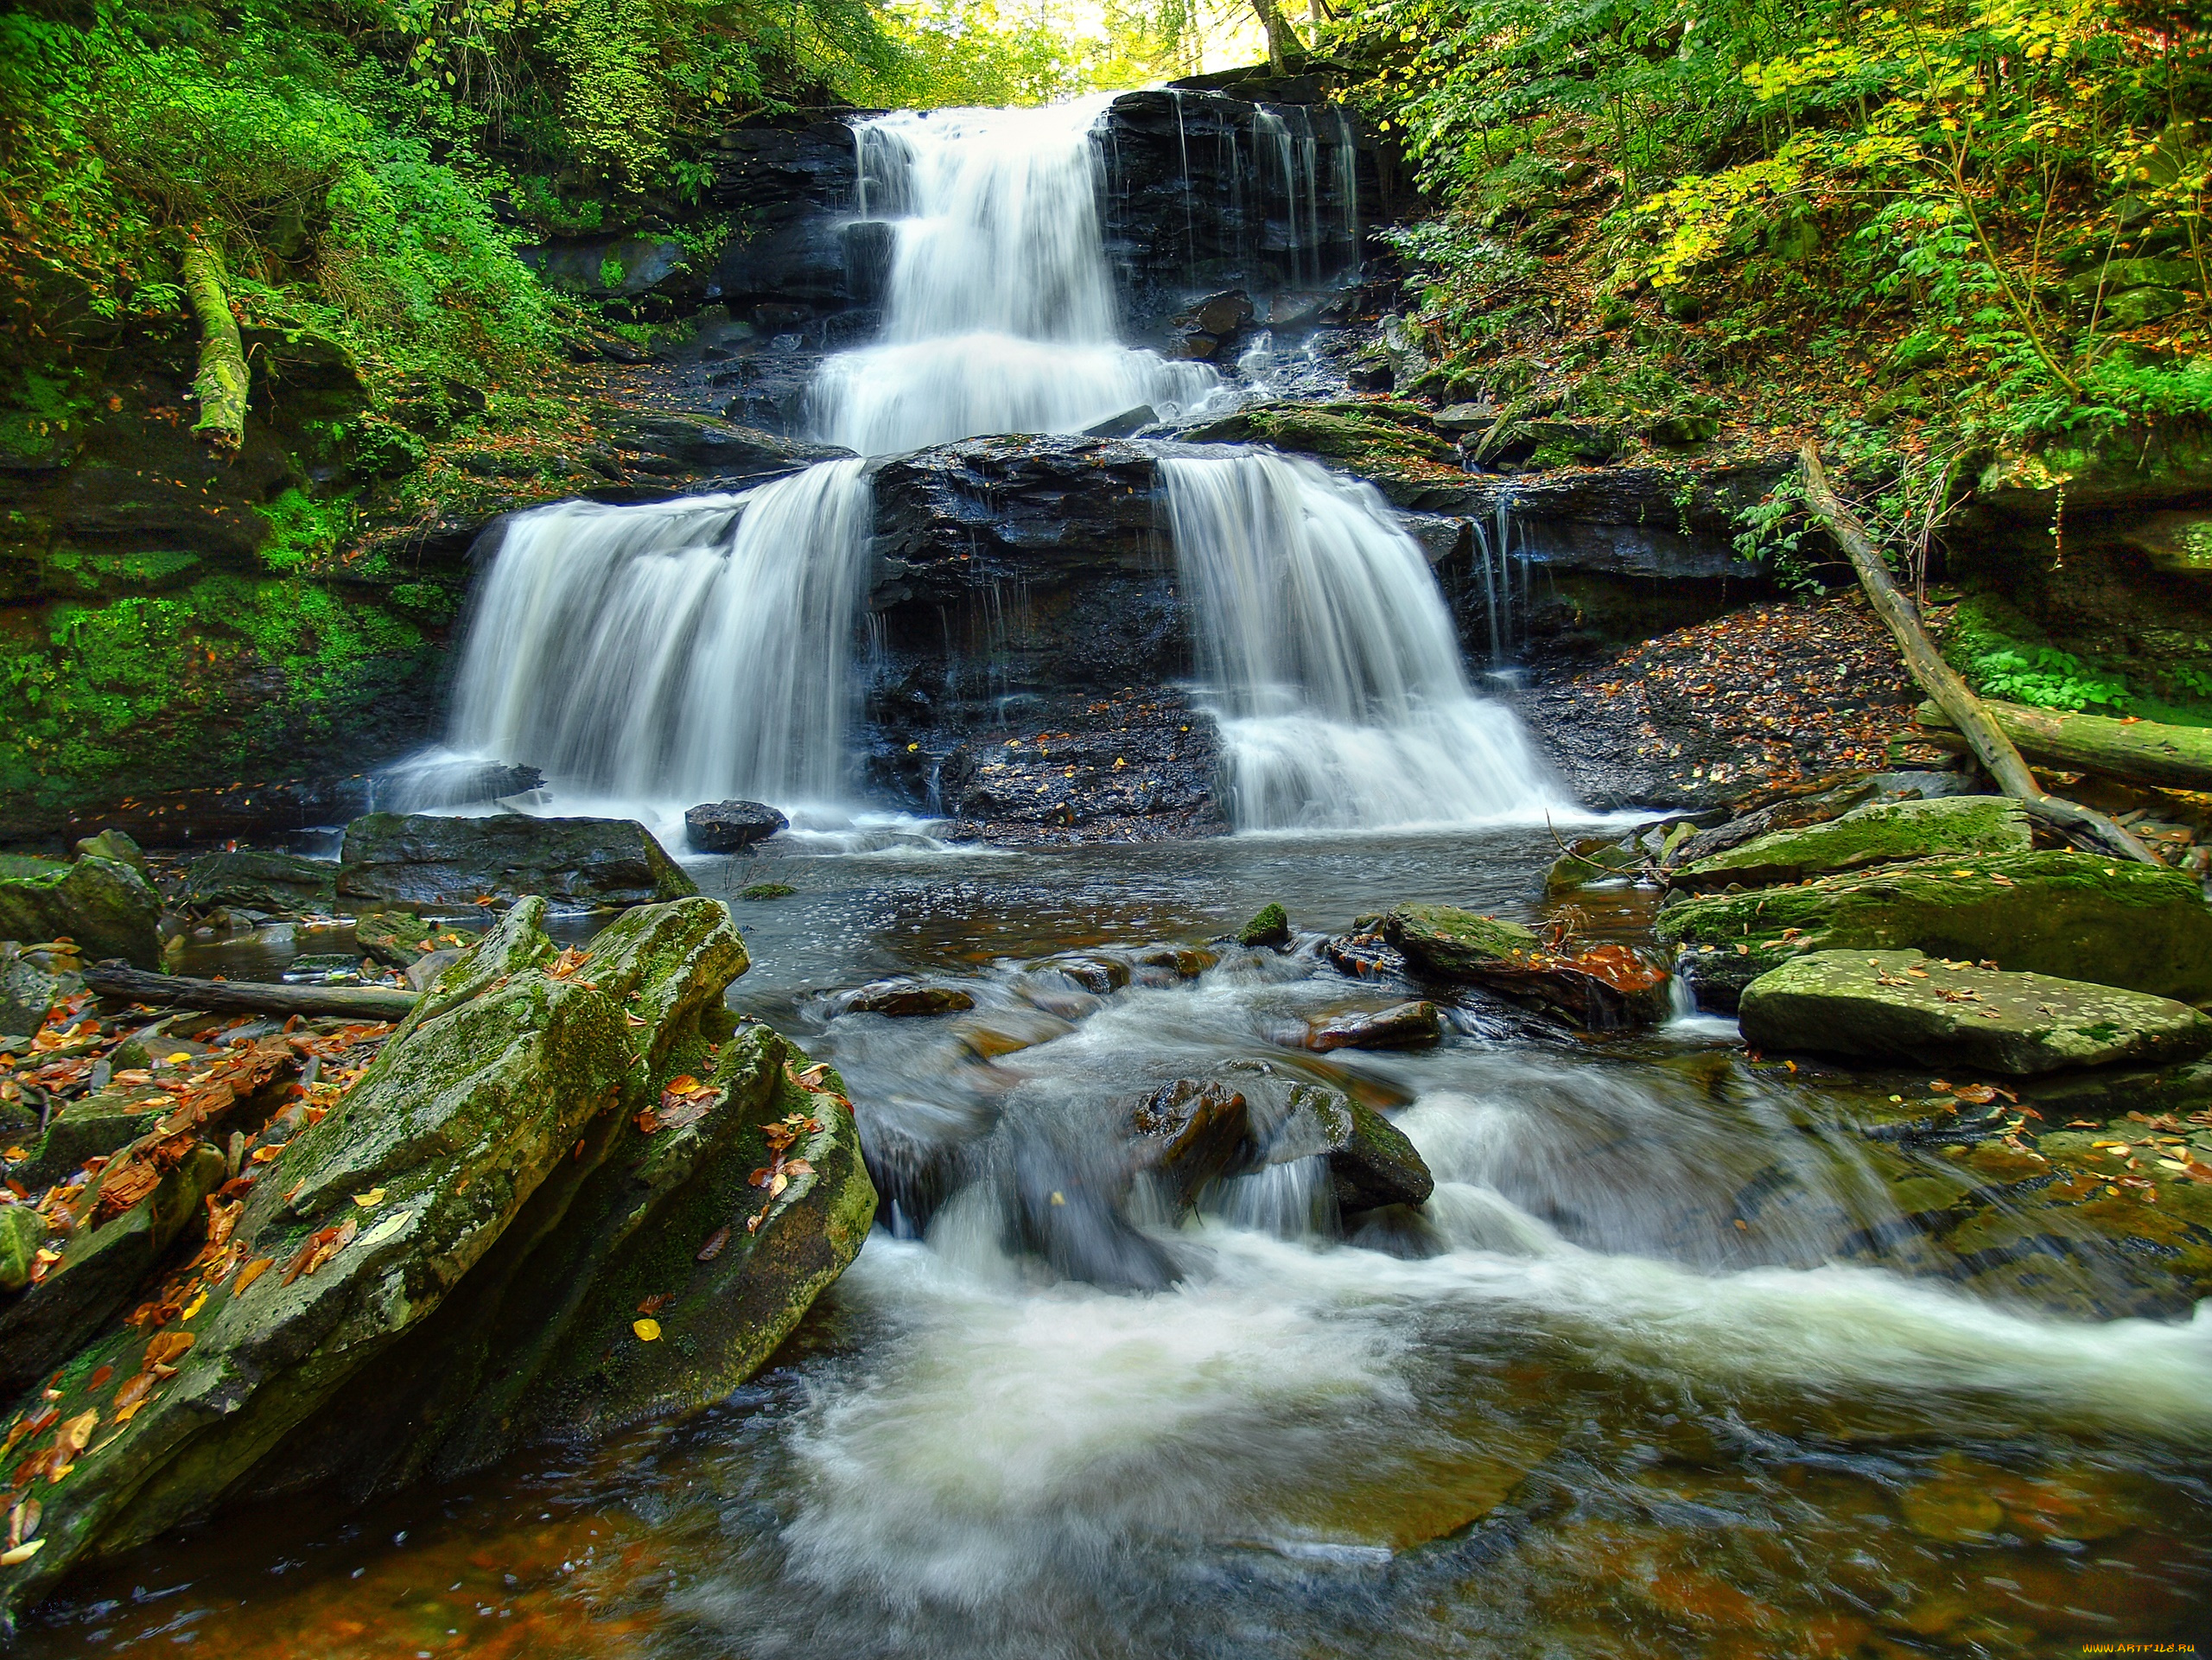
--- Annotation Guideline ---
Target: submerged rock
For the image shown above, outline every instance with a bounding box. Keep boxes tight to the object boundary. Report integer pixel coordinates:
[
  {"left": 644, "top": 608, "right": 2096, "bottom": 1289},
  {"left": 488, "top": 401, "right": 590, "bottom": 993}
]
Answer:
[
  {"left": 683, "top": 798, "right": 789, "bottom": 852},
  {"left": 841, "top": 980, "right": 976, "bottom": 1016},
  {"left": 1236, "top": 901, "right": 1292, "bottom": 950},
  {"left": 1262, "top": 1083, "right": 1434, "bottom": 1215},
  {"left": 1670, "top": 796, "right": 2032, "bottom": 892},
  {"left": 1661, "top": 850, "right": 2212, "bottom": 1012},
  {"left": 1740, "top": 950, "right": 2212, "bottom": 1075},
  {"left": 336, "top": 813, "right": 697, "bottom": 909},
  {"left": 177, "top": 849, "right": 340, "bottom": 915},
  {"left": 1308, "top": 1001, "right": 1444, "bottom": 1052},
  {"left": 1130, "top": 1078, "right": 1251, "bottom": 1212},
  {"left": 0, "top": 853, "right": 162, "bottom": 970}
]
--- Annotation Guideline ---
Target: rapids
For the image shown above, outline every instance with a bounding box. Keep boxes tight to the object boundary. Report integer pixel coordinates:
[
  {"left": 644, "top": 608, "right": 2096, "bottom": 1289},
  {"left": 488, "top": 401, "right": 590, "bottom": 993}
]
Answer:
[{"left": 34, "top": 830, "right": 2212, "bottom": 1656}]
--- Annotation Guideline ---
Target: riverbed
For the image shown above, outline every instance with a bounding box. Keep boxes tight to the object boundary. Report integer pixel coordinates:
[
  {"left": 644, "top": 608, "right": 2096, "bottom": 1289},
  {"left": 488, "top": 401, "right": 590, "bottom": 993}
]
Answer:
[{"left": 23, "top": 828, "right": 2212, "bottom": 1656}]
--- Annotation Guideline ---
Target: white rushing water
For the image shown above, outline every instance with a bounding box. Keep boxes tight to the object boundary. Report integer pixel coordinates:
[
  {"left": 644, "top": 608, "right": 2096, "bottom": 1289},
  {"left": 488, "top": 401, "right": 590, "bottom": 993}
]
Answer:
[
  {"left": 812, "top": 99, "right": 1221, "bottom": 455},
  {"left": 447, "top": 460, "right": 873, "bottom": 811},
  {"left": 1162, "top": 450, "right": 1563, "bottom": 829}
]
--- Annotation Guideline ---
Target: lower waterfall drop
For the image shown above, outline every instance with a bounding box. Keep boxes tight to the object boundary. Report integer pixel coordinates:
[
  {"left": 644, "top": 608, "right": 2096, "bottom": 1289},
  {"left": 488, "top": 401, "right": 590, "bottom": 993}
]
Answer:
[
  {"left": 445, "top": 459, "right": 874, "bottom": 811},
  {"left": 1160, "top": 450, "right": 1564, "bottom": 830}
]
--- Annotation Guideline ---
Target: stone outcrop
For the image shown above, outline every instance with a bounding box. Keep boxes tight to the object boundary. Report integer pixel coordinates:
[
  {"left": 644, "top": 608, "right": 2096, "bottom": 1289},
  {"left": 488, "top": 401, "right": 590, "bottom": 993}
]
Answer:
[
  {"left": 1669, "top": 795, "right": 2033, "bottom": 892},
  {"left": 175, "top": 849, "right": 340, "bottom": 915},
  {"left": 0, "top": 852, "right": 162, "bottom": 968},
  {"left": 859, "top": 436, "right": 1224, "bottom": 839},
  {"left": 0, "top": 896, "right": 874, "bottom": 1621},
  {"left": 1377, "top": 904, "right": 1673, "bottom": 1026},
  {"left": 1661, "top": 850, "right": 2212, "bottom": 1012},
  {"left": 1738, "top": 949, "right": 2212, "bottom": 1075},
  {"left": 337, "top": 813, "right": 697, "bottom": 908}
]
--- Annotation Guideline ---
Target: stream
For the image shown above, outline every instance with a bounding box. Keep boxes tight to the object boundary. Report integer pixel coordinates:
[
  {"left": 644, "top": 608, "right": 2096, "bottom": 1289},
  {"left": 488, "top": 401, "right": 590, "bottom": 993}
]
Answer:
[{"left": 23, "top": 830, "right": 2212, "bottom": 1656}]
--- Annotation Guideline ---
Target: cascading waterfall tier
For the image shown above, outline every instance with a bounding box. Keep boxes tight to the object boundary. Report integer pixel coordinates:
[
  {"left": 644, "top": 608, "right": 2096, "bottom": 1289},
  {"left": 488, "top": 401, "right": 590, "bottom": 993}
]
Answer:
[
  {"left": 446, "top": 460, "right": 873, "bottom": 810},
  {"left": 1160, "top": 450, "right": 1562, "bottom": 830},
  {"left": 810, "top": 99, "right": 1221, "bottom": 455}
]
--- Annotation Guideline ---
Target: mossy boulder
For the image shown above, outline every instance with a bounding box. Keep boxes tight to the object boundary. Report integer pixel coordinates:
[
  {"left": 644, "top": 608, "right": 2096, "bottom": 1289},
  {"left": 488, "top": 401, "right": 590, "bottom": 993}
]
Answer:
[
  {"left": 1237, "top": 901, "right": 1292, "bottom": 949},
  {"left": 0, "top": 1205, "right": 48, "bottom": 1293},
  {"left": 1661, "top": 850, "right": 2212, "bottom": 1012},
  {"left": 1261, "top": 1083, "right": 1434, "bottom": 1214},
  {"left": 0, "top": 893, "right": 867, "bottom": 1624},
  {"left": 1381, "top": 904, "right": 1543, "bottom": 977},
  {"left": 1740, "top": 950, "right": 2212, "bottom": 1075},
  {"left": 0, "top": 854, "right": 162, "bottom": 967},
  {"left": 177, "top": 849, "right": 340, "bottom": 915},
  {"left": 1671, "top": 796, "right": 2032, "bottom": 892},
  {"left": 0, "top": 947, "right": 57, "bottom": 1037},
  {"left": 337, "top": 812, "right": 697, "bottom": 909}
]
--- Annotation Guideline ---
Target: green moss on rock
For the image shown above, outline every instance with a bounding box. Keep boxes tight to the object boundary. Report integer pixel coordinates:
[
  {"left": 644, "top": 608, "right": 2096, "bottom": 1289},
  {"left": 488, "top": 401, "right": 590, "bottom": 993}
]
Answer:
[
  {"left": 0, "top": 853, "right": 161, "bottom": 965},
  {"left": 1661, "top": 850, "right": 2212, "bottom": 1005},
  {"left": 1739, "top": 949, "right": 2212, "bottom": 1074},
  {"left": 1673, "top": 796, "right": 2031, "bottom": 891}
]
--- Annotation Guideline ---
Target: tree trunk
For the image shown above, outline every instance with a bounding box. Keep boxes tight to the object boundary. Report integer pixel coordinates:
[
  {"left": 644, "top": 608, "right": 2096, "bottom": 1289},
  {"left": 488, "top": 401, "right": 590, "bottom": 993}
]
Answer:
[
  {"left": 86, "top": 961, "right": 417, "bottom": 1021},
  {"left": 1248, "top": 0, "right": 1306, "bottom": 69},
  {"left": 1914, "top": 698, "right": 2212, "bottom": 795},
  {"left": 1797, "top": 442, "right": 2158, "bottom": 867},
  {"left": 181, "top": 241, "right": 248, "bottom": 449}
]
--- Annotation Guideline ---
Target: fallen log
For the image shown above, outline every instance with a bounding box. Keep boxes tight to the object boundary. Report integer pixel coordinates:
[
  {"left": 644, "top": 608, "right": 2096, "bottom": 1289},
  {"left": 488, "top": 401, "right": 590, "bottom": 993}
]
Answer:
[
  {"left": 1915, "top": 698, "right": 2212, "bottom": 794},
  {"left": 86, "top": 960, "right": 419, "bottom": 1020},
  {"left": 1797, "top": 442, "right": 2158, "bottom": 867}
]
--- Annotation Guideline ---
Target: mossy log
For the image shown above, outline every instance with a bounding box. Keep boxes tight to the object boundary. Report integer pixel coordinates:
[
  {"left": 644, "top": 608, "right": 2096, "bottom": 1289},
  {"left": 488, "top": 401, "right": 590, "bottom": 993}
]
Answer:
[
  {"left": 1914, "top": 698, "right": 2212, "bottom": 794},
  {"left": 181, "top": 241, "right": 248, "bottom": 448},
  {"left": 85, "top": 961, "right": 417, "bottom": 1020},
  {"left": 1797, "top": 442, "right": 2157, "bottom": 867}
]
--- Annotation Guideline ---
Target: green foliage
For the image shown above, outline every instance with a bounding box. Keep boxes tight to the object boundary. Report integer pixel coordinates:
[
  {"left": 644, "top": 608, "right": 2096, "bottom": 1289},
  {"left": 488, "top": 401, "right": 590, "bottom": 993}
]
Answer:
[
  {"left": 1970, "top": 644, "right": 2135, "bottom": 710},
  {"left": 1338, "top": 0, "right": 2212, "bottom": 442}
]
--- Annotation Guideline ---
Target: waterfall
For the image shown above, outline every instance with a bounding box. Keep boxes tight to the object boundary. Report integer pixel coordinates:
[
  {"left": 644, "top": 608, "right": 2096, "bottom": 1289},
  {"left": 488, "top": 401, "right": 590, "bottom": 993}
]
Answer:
[
  {"left": 811, "top": 99, "right": 1220, "bottom": 455},
  {"left": 440, "top": 96, "right": 1554, "bottom": 830},
  {"left": 1160, "top": 450, "right": 1562, "bottom": 830},
  {"left": 445, "top": 460, "right": 874, "bottom": 810}
]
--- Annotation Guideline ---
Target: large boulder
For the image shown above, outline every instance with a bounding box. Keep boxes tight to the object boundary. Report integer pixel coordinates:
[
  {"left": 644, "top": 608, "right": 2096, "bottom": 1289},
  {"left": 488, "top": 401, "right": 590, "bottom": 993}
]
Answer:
[
  {"left": 0, "top": 854, "right": 162, "bottom": 968},
  {"left": 0, "top": 947, "right": 58, "bottom": 1037},
  {"left": 683, "top": 798, "right": 788, "bottom": 852},
  {"left": 1739, "top": 950, "right": 2212, "bottom": 1076},
  {"left": 1670, "top": 796, "right": 2032, "bottom": 892},
  {"left": 0, "top": 896, "right": 873, "bottom": 1621},
  {"left": 1261, "top": 1083, "right": 1433, "bottom": 1215},
  {"left": 336, "top": 813, "right": 697, "bottom": 908},
  {"left": 1661, "top": 850, "right": 2212, "bottom": 1012},
  {"left": 177, "top": 849, "right": 340, "bottom": 915}
]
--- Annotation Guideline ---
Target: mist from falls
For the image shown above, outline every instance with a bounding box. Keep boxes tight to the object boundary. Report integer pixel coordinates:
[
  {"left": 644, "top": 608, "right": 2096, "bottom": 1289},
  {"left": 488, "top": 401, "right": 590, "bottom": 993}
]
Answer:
[
  {"left": 810, "top": 99, "right": 1221, "bottom": 455},
  {"left": 444, "top": 95, "right": 1561, "bottom": 829}
]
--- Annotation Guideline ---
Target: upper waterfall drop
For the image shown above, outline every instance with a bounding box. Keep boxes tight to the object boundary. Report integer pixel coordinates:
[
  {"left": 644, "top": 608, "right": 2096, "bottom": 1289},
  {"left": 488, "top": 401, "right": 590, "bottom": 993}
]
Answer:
[
  {"left": 810, "top": 99, "right": 1220, "bottom": 455},
  {"left": 1160, "top": 450, "right": 1565, "bottom": 830}
]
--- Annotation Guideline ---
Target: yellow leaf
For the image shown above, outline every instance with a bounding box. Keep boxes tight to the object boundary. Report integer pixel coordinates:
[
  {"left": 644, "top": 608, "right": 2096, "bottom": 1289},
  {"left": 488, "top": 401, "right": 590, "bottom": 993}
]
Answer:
[
  {"left": 181, "top": 1289, "right": 207, "bottom": 1321},
  {"left": 632, "top": 1318, "right": 662, "bottom": 1341},
  {"left": 353, "top": 1187, "right": 386, "bottom": 1207},
  {"left": 0, "top": 1540, "right": 44, "bottom": 1566}
]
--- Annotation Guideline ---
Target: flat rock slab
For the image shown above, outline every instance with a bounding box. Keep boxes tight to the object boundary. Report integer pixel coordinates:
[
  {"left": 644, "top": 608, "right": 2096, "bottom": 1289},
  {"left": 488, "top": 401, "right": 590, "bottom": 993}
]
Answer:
[
  {"left": 178, "top": 849, "right": 339, "bottom": 914},
  {"left": 1309, "top": 1001, "right": 1443, "bottom": 1052},
  {"left": 1672, "top": 795, "right": 2031, "bottom": 891},
  {"left": 1739, "top": 950, "right": 2212, "bottom": 1075},
  {"left": 337, "top": 813, "right": 696, "bottom": 909},
  {"left": 1661, "top": 850, "right": 2212, "bottom": 1012}
]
